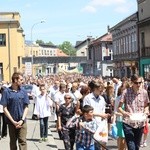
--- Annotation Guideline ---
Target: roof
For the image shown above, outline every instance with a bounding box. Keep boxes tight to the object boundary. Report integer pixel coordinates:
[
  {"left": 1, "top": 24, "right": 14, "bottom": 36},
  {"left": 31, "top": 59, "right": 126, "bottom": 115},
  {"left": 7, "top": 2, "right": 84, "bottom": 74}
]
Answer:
[
  {"left": 90, "top": 33, "right": 112, "bottom": 46},
  {"left": 25, "top": 41, "right": 39, "bottom": 47},
  {"left": 75, "top": 37, "right": 94, "bottom": 48},
  {"left": 109, "top": 12, "right": 138, "bottom": 31},
  {"left": 0, "top": 12, "right": 19, "bottom": 15},
  {"left": 39, "top": 43, "right": 57, "bottom": 48}
]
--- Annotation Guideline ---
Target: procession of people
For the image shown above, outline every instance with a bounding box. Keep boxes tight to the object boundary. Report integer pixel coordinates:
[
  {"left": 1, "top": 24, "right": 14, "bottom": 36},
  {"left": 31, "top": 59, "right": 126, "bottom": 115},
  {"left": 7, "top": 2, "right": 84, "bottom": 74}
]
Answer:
[{"left": 0, "top": 72, "right": 150, "bottom": 150}]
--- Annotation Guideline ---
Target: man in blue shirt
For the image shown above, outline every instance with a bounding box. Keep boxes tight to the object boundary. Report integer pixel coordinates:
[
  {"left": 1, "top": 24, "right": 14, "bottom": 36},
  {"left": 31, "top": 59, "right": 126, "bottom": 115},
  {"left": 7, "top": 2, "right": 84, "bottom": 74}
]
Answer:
[{"left": 0, "top": 72, "right": 30, "bottom": 150}]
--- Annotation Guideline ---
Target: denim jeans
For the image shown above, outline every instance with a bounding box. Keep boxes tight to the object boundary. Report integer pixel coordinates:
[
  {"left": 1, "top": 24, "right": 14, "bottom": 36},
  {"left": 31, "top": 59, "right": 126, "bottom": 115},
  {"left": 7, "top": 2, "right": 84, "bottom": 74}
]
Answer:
[
  {"left": 76, "top": 143, "right": 95, "bottom": 150},
  {"left": 123, "top": 123, "right": 144, "bottom": 150},
  {"left": 39, "top": 117, "right": 48, "bottom": 138}
]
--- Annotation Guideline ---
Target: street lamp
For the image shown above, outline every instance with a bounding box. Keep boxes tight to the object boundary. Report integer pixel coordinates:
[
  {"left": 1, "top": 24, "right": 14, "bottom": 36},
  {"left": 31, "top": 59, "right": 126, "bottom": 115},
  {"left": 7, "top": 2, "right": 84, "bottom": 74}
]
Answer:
[{"left": 31, "top": 20, "right": 45, "bottom": 76}]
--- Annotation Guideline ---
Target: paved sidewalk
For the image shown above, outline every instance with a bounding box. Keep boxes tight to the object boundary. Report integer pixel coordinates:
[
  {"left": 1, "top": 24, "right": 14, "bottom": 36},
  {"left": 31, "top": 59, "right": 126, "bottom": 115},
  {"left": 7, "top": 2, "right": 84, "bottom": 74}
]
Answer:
[
  {"left": 0, "top": 103, "right": 58, "bottom": 150},
  {"left": 0, "top": 103, "right": 150, "bottom": 150}
]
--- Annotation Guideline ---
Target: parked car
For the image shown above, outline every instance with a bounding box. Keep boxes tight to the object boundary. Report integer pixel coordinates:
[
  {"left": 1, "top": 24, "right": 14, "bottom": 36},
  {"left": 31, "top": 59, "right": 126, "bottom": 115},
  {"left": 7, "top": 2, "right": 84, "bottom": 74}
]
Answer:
[{"left": 22, "top": 84, "right": 33, "bottom": 100}]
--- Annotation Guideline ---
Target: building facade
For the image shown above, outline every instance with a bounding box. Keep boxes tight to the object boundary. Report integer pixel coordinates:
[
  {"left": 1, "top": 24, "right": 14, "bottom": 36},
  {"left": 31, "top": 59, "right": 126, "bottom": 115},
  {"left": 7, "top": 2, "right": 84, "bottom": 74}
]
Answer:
[
  {"left": 75, "top": 37, "right": 93, "bottom": 57},
  {"left": 87, "top": 33, "right": 113, "bottom": 77},
  {"left": 137, "top": 0, "right": 150, "bottom": 80},
  {"left": 110, "top": 12, "right": 138, "bottom": 78},
  {"left": 0, "top": 12, "right": 25, "bottom": 82},
  {"left": 24, "top": 42, "right": 68, "bottom": 75}
]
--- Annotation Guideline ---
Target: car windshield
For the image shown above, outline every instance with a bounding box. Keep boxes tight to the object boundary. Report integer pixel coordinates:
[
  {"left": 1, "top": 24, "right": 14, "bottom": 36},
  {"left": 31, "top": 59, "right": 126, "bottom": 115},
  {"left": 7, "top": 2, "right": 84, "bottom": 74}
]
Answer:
[{"left": 22, "top": 85, "right": 33, "bottom": 93}]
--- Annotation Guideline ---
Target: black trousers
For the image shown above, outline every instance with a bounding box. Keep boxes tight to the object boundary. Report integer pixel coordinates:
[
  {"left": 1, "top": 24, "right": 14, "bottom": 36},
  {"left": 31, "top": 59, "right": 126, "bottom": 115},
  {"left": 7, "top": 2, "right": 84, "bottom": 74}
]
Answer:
[{"left": 0, "top": 113, "right": 7, "bottom": 138}]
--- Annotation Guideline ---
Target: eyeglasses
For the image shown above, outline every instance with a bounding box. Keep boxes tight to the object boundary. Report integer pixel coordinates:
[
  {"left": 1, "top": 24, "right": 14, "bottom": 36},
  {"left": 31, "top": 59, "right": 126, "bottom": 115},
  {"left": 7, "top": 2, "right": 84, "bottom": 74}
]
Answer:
[
  {"left": 65, "top": 97, "right": 71, "bottom": 99},
  {"left": 134, "top": 82, "right": 142, "bottom": 85}
]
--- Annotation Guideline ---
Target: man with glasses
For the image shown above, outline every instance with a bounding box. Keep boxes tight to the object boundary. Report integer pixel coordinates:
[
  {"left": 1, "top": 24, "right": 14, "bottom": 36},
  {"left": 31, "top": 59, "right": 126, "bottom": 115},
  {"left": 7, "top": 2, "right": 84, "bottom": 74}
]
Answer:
[{"left": 118, "top": 74, "right": 149, "bottom": 150}]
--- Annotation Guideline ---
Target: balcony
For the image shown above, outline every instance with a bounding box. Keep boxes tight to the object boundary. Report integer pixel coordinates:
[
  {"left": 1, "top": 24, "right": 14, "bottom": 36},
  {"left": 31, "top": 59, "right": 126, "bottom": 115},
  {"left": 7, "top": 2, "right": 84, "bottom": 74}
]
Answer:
[
  {"left": 103, "top": 56, "right": 111, "bottom": 61},
  {"left": 113, "top": 52, "right": 139, "bottom": 61},
  {"left": 141, "top": 47, "right": 150, "bottom": 57}
]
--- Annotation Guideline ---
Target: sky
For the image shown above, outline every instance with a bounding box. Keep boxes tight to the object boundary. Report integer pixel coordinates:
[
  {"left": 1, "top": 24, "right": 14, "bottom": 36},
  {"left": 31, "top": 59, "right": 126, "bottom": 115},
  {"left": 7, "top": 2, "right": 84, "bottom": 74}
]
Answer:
[{"left": 1, "top": 0, "right": 137, "bottom": 46}]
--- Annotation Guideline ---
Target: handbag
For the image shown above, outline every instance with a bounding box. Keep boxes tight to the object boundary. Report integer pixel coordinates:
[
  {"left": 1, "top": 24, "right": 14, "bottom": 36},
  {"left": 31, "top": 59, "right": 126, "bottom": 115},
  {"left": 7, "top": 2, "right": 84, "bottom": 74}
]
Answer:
[
  {"left": 93, "top": 119, "right": 108, "bottom": 144},
  {"left": 111, "top": 124, "right": 118, "bottom": 139}
]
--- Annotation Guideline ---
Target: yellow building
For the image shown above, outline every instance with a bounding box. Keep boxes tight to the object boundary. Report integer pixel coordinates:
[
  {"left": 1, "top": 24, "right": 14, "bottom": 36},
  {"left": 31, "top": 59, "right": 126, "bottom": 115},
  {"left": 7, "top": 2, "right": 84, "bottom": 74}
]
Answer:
[{"left": 0, "top": 12, "right": 25, "bottom": 82}]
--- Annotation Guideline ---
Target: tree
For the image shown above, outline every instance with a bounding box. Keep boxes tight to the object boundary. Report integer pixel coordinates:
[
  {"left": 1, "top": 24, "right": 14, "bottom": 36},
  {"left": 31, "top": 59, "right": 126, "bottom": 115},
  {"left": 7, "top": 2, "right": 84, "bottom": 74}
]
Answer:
[
  {"left": 58, "top": 41, "right": 76, "bottom": 56},
  {"left": 36, "top": 40, "right": 54, "bottom": 46},
  {"left": 46, "top": 41, "right": 54, "bottom": 45},
  {"left": 36, "top": 39, "right": 44, "bottom": 44}
]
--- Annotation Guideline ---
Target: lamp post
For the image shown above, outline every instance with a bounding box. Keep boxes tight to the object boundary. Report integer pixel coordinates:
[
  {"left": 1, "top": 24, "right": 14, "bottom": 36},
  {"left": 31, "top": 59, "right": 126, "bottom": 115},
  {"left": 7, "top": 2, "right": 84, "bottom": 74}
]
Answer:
[{"left": 31, "top": 20, "right": 45, "bottom": 76}]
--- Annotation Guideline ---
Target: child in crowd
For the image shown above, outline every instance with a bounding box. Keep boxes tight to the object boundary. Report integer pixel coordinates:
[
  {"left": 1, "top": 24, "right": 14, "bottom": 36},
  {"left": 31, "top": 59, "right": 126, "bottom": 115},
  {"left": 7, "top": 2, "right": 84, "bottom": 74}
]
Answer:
[
  {"left": 67, "top": 105, "right": 98, "bottom": 150},
  {"left": 34, "top": 84, "right": 53, "bottom": 142}
]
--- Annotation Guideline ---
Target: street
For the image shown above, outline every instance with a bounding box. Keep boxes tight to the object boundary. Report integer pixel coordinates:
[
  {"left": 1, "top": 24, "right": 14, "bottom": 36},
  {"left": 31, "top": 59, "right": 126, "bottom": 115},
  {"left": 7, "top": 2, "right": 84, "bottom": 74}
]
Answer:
[{"left": 0, "top": 102, "right": 150, "bottom": 150}]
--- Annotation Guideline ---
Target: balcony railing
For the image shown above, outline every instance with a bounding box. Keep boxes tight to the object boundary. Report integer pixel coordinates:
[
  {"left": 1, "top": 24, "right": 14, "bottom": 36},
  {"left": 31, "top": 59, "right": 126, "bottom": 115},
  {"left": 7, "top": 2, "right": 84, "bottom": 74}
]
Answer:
[
  {"left": 113, "top": 52, "right": 139, "bottom": 61},
  {"left": 103, "top": 56, "right": 111, "bottom": 60},
  {"left": 141, "top": 47, "right": 150, "bottom": 57}
]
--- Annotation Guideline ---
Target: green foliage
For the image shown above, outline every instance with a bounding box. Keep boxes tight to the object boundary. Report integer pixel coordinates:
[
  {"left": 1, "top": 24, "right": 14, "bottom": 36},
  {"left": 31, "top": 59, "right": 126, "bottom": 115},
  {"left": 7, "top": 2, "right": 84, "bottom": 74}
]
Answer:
[
  {"left": 45, "top": 41, "right": 54, "bottom": 45},
  {"left": 36, "top": 39, "right": 44, "bottom": 44},
  {"left": 58, "top": 41, "right": 76, "bottom": 56},
  {"left": 36, "top": 40, "right": 54, "bottom": 46}
]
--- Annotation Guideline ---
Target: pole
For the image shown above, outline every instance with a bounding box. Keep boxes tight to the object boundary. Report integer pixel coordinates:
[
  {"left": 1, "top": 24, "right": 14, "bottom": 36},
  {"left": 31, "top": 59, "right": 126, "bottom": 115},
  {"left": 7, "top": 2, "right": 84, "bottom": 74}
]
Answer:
[{"left": 31, "top": 21, "right": 45, "bottom": 77}]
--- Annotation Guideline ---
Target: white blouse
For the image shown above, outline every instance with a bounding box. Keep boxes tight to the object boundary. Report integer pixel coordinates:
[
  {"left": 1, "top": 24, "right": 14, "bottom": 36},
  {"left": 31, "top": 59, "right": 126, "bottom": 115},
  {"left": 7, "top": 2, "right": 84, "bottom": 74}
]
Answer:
[{"left": 34, "top": 94, "right": 53, "bottom": 118}]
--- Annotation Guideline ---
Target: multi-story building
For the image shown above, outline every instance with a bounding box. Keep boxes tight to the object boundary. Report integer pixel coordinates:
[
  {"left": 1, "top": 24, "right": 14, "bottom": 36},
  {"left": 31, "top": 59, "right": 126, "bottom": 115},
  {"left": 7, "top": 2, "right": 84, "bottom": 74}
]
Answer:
[
  {"left": 25, "top": 41, "right": 39, "bottom": 57},
  {"left": 110, "top": 12, "right": 138, "bottom": 78},
  {"left": 75, "top": 37, "right": 93, "bottom": 57},
  {"left": 0, "top": 12, "right": 24, "bottom": 82},
  {"left": 87, "top": 32, "right": 113, "bottom": 77},
  {"left": 24, "top": 42, "right": 68, "bottom": 75},
  {"left": 75, "top": 37, "right": 94, "bottom": 74},
  {"left": 137, "top": 0, "right": 150, "bottom": 80}
]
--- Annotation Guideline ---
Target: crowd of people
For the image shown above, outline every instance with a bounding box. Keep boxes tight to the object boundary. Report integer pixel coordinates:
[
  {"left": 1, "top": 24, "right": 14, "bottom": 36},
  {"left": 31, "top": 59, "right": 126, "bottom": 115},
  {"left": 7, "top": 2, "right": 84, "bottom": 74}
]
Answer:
[{"left": 0, "top": 72, "right": 150, "bottom": 150}]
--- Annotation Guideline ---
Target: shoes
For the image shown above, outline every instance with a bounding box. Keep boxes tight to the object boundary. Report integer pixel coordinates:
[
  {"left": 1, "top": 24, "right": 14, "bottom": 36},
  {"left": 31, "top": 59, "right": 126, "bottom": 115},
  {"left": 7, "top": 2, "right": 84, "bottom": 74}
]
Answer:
[
  {"left": 140, "top": 144, "right": 143, "bottom": 148},
  {"left": 39, "top": 138, "right": 44, "bottom": 143},
  {"left": 44, "top": 138, "right": 48, "bottom": 142},
  {"left": 2, "top": 135, "right": 7, "bottom": 139},
  {"left": 143, "top": 142, "right": 147, "bottom": 147},
  {"left": 140, "top": 142, "right": 147, "bottom": 147}
]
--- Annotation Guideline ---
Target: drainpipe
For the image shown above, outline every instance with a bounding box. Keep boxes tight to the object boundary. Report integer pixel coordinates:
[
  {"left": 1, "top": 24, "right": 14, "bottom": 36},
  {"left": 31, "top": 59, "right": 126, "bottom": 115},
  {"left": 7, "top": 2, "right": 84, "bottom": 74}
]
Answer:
[{"left": 8, "top": 22, "right": 11, "bottom": 82}]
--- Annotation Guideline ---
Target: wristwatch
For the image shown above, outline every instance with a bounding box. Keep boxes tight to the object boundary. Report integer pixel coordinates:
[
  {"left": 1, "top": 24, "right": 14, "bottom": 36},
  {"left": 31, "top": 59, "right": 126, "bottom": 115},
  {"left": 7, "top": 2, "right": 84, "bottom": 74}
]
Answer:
[{"left": 21, "top": 119, "right": 25, "bottom": 125}]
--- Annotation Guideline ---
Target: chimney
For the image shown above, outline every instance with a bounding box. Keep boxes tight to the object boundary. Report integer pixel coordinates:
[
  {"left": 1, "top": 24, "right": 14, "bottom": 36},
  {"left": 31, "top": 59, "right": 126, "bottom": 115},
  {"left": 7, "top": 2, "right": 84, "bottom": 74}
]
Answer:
[{"left": 107, "top": 25, "right": 110, "bottom": 34}]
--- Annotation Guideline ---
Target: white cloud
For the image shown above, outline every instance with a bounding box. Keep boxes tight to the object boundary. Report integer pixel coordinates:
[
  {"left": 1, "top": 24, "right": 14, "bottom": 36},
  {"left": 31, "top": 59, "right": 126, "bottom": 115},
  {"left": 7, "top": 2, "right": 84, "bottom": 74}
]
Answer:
[
  {"left": 25, "top": 3, "right": 31, "bottom": 8},
  {"left": 81, "top": 0, "right": 132, "bottom": 13},
  {"left": 90, "top": 0, "right": 126, "bottom": 6},
  {"left": 81, "top": 5, "right": 96, "bottom": 13}
]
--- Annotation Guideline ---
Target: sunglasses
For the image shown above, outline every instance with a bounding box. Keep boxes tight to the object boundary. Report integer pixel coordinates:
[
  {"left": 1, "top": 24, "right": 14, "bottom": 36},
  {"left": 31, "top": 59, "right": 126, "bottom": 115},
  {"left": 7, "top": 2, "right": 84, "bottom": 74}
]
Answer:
[
  {"left": 134, "top": 82, "right": 142, "bottom": 85},
  {"left": 65, "top": 97, "right": 71, "bottom": 99}
]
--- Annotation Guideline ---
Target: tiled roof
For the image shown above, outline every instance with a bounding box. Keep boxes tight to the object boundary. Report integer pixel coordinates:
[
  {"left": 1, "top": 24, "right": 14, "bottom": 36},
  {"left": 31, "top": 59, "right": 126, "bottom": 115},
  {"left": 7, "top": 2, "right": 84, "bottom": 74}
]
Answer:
[{"left": 90, "top": 33, "right": 112, "bottom": 46}]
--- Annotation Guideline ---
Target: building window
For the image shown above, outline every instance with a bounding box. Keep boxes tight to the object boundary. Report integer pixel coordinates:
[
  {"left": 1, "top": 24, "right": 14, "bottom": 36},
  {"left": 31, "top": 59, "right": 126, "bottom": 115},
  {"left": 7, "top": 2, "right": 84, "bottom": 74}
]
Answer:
[
  {"left": 131, "top": 33, "right": 134, "bottom": 52},
  {"left": 81, "top": 52, "right": 85, "bottom": 56},
  {"left": 141, "top": 32, "right": 145, "bottom": 48},
  {"left": 126, "top": 36, "right": 128, "bottom": 53},
  {"left": 144, "top": 64, "right": 150, "bottom": 80},
  {"left": 89, "top": 49, "right": 92, "bottom": 59},
  {"left": 47, "top": 50, "right": 49, "bottom": 55},
  {"left": 134, "top": 33, "right": 137, "bottom": 52},
  {"left": 128, "top": 35, "right": 131, "bottom": 52},
  {"left": 0, "top": 34, "right": 6, "bottom": 46}
]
